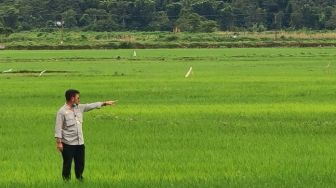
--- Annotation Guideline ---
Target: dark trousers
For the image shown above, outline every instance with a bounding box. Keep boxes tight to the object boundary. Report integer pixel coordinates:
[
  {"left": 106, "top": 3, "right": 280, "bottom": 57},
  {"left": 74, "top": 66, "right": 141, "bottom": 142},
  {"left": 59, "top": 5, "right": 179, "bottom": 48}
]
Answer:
[{"left": 61, "top": 143, "right": 85, "bottom": 180}]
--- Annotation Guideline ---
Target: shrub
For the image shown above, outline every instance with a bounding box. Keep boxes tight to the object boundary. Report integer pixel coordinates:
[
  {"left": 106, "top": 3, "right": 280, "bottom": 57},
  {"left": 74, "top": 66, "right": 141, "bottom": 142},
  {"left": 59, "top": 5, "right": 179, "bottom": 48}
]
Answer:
[{"left": 163, "top": 35, "right": 179, "bottom": 41}]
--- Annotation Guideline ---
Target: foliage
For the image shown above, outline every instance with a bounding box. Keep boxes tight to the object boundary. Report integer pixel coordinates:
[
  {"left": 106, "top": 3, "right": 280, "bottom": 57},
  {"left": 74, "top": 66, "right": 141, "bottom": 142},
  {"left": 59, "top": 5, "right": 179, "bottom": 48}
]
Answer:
[
  {"left": 0, "top": 0, "right": 335, "bottom": 32},
  {"left": 1, "top": 30, "right": 336, "bottom": 49}
]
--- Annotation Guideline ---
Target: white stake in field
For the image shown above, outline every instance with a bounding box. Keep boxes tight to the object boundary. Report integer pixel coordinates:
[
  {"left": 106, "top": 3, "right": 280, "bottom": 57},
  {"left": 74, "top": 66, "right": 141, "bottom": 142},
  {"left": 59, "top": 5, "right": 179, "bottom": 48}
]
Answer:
[
  {"left": 325, "top": 62, "right": 331, "bottom": 75},
  {"left": 39, "top": 70, "right": 47, "bottom": 77},
  {"left": 185, "top": 66, "right": 193, "bottom": 78},
  {"left": 2, "top": 68, "right": 13, "bottom": 73}
]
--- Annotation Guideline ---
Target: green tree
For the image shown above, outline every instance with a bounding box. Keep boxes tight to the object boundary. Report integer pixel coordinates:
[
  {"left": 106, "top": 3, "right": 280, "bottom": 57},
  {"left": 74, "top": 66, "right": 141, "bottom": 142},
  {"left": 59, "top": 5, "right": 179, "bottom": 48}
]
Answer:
[
  {"left": 105, "top": 0, "right": 132, "bottom": 28},
  {"left": 175, "top": 11, "right": 202, "bottom": 32},
  {"left": 167, "top": 3, "right": 182, "bottom": 20},
  {"left": 85, "top": 8, "right": 107, "bottom": 25},
  {"left": 200, "top": 19, "right": 219, "bottom": 32},
  {"left": 79, "top": 0, "right": 100, "bottom": 10},
  {"left": 192, "top": 1, "right": 217, "bottom": 20},
  {"left": 232, "top": 7, "right": 246, "bottom": 28},
  {"left": 0, "top": 26, "right": 13, "bottom": 35},
  {"left": 247, "top": 6, "right": 266, "bottom": 28},
  {"left": 79, "top": 14, "right": 91, "bottom": 27},
  {"left": 326, "top": 8, "right": 336, "bottom": 29},
  {"left": 274, "top": 11, "right": 284, "bottom": 29},
  {"left": 0, "top": 6, "right": 19, "bottom": 29},
  {"left": 128, "top": 0, "right": 156, "bottom": 30},
  {"left": 62, "top": 9, "right": 78, "bottom": 28},
  {"left": 219, "top": 4, "right": 233, "bottom": 30},
  {"left": 301, "top": 4, "right": 319, "bottom": 29},
  {"left": 0, "top": 0, "right": 336, "bottom": 32},
  {"left": 148, "top": 11, "right": 170, "bottom": 31},
  {"left": 90, "top": 16, "right": 119, "bottom": 31},
  {"left": 282, "top": 3, "right": 292, "bottom": 27}
]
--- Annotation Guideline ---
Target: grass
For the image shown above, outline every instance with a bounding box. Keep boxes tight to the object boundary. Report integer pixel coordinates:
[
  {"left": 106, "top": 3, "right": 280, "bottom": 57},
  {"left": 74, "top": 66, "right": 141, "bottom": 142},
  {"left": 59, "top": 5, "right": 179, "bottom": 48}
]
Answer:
[
  {"left": 1, "top": 31, "right": 336, "bottom": 49},
  {"left": 1, "top": 48, "right": 336, "bottom": 187}
]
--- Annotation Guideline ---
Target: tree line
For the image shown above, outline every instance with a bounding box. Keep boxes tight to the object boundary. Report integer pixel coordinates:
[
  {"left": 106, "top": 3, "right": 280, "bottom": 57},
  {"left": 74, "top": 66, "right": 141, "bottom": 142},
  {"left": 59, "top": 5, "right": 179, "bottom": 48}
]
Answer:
[{"left": 0, "top": 0, "right": 335, "bottom": 34}]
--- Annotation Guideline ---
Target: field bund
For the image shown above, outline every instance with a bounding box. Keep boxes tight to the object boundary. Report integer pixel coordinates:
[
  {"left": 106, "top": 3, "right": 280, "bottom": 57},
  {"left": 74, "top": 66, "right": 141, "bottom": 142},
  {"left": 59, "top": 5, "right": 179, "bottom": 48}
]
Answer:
[{"left": 1, "top": 31, "right": 336, "bottom": 49}]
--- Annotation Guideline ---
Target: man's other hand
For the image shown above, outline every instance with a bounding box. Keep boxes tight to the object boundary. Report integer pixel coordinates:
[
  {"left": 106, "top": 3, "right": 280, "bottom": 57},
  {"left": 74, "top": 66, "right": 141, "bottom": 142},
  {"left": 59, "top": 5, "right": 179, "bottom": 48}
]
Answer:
[{"left": 57, "top": 142, "right": 63, "bottom": 152}]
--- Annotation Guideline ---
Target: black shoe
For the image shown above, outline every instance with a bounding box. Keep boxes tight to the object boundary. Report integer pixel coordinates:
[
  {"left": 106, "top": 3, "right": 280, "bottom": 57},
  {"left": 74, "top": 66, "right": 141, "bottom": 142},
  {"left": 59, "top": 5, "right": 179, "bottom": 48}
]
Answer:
[
  {"left": 63, "top": 177, "right": 70, "bottom": 182},
  {"left": 77, "top": 176, "right": 84, "bottom": 182}
]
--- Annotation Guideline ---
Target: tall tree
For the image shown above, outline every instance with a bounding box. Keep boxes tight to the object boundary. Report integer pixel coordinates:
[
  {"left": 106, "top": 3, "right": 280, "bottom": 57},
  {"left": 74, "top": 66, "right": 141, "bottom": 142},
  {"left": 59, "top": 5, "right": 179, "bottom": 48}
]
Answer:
[{"left": 0, "top": 6, "right": 19, "bottom": 29}]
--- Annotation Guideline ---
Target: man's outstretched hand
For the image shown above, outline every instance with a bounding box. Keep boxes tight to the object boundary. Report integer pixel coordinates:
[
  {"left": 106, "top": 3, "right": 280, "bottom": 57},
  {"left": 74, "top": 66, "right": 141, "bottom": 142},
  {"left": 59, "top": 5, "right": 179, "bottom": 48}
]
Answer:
[{"left": 103, "top": 100, "right": 118, "bottom": 106}]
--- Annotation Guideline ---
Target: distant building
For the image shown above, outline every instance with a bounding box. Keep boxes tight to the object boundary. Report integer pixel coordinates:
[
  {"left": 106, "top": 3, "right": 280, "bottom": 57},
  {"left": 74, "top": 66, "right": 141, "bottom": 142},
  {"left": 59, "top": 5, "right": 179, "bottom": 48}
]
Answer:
[{"left": 0, "top": 44, "right": 5, "bottom": 49}]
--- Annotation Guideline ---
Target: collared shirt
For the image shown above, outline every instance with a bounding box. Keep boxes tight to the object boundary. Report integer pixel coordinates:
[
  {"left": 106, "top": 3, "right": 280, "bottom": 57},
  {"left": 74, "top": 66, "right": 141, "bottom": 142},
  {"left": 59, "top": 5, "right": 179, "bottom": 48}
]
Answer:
[{"left": 55, "top": 102, "right": 103, "bottom": 145}]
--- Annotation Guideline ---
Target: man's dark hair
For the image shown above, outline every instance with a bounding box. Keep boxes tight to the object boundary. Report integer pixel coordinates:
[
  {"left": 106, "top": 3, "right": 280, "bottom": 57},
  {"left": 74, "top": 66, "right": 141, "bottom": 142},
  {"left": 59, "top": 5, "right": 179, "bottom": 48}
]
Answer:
[{"left": 65, "top": 89, "right": 80, "bottom": 101}]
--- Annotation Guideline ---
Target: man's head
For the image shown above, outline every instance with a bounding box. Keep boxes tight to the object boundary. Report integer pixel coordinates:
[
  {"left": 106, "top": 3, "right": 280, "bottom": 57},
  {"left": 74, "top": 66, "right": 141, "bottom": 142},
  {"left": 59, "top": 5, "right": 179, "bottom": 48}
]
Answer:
[{"left": 65, "top": 89, "right": 80, "bottom": 105}]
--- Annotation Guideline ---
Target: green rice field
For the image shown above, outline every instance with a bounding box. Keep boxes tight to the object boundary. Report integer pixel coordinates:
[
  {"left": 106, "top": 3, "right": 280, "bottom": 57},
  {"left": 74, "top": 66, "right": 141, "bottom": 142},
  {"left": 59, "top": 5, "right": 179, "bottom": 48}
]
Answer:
[{"left": 1, "top": 48, "right": 336, "bottom": 187}]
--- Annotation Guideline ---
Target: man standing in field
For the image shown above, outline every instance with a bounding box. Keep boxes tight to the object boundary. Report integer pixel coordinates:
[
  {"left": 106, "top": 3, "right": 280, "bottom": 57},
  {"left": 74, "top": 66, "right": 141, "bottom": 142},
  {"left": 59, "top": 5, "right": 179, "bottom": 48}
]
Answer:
[{"left": 54, "top": 89, "right": 116, "bottom": 181}]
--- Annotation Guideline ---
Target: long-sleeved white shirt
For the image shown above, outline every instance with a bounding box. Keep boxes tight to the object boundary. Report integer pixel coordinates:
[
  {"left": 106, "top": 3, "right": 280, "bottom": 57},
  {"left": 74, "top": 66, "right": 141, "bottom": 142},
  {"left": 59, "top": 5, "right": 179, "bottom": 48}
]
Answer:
[{"left": 55, "top": 102, "right": 103, "bottom": 145}]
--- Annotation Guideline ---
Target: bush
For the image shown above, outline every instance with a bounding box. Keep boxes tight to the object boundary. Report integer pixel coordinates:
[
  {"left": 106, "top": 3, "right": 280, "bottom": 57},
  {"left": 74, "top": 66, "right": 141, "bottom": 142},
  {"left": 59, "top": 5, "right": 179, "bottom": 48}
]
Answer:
[
  {"left": 251, "top": 23, "right": 266, "bottom": 32},
  {"left": 163, "top": 35, "right": 179, "bottom": 41},
  {"left": 0, "top": 27, "right": 14, "bottom": 35},
  {"left": 119, "top": 42, "right": 132, "bottom": 48},
  {"left": 200, "top": 20, "right": 218, "bottom": 33},
  {"left": 80, "top": 34, "right": 88, "bottom": 40}
]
